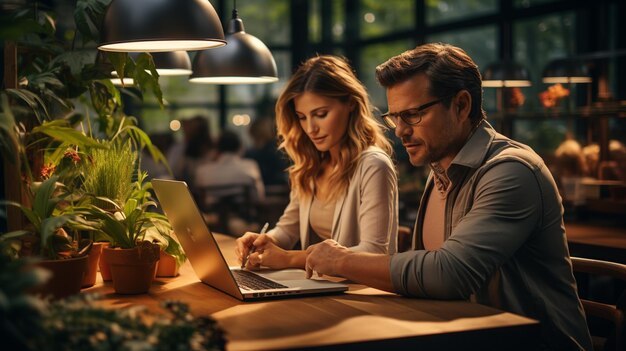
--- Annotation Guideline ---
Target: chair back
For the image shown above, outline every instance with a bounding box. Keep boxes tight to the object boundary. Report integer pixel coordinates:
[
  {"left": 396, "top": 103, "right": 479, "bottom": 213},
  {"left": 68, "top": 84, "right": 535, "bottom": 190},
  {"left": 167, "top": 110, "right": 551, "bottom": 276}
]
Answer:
[
  {"left": 572, "top": 257, "right": 626, "bottom": 351},
  {"left": 195, "top": 183, "right": 256, "bottom": 234}
]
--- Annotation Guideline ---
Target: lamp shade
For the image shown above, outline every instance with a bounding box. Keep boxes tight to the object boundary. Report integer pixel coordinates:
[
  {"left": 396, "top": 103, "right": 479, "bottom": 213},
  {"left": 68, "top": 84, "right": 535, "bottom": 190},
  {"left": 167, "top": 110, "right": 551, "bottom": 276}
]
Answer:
[
  {"left": 542, "top": 58, "right": 591, "bottom": 84},
  {"left": 189, "top": 10, "right": 278, "bottom": 84},
  {"left": 482, "top": 61, "right": 532, "bottom": 88},
  {"left": 99, "top": 0, "right": 226, "bottom": 52}
]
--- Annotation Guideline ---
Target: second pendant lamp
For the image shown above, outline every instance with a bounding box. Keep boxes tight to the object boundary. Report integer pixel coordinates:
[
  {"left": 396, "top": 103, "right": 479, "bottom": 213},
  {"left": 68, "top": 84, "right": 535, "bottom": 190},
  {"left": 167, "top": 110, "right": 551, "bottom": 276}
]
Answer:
[{"left": 190, "top": 3, "right": 278, "bottom": 84}]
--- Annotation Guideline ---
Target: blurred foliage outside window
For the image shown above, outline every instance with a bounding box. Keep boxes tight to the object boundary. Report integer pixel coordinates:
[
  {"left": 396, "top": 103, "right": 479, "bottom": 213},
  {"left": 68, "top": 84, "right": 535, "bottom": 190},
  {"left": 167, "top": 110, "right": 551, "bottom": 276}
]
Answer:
[
  {"left": 225, "top": 0, "right": 290, "bottom": 46},
  {"left": 309, "top": 0, "right": 346, "bottom": 43},
  {"left": 426, "top": 0, "right": 496, "bottom": 25},
  {"left": 514, "top": 0, "right": 559, "bottom": 8},
  {"left": 359, "top": 40, "right": 416, "bottom": 108},
  {"left": 359, "top": 0, "right": 414, "bottom": 39}
]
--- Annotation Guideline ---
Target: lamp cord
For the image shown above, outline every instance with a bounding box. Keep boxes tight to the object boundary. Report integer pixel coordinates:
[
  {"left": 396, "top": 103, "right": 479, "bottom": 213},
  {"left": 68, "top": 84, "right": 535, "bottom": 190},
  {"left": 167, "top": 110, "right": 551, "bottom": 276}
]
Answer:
[{"left": 232, "top": 0, "right": 239, "bottom": 19}]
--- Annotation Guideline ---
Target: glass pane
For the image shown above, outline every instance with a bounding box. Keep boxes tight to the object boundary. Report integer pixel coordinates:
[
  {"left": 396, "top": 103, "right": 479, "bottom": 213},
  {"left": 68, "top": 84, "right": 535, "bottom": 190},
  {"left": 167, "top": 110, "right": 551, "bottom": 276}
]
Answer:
[
  {"left": 360, "top": 0, "right": 414, "bottom": 39},
  {"left": 333, "top": 0, "right": 345, "bottom": 42},
  {"left": 160, "top": 74, "right": 219, "bottom": 104},
  {"left": 515, "top": 0, "right": 558, "bottom": 8},
  {"left": 359, "top": 40, "right": 416, "bottom": 109},
  {"left": 426, "top": 0, "right": 497, "bottom": 26},
  {"left": 230, "top": 0, "right": 290, "bottom": 46},
  {"left": 309, "top": 0, "right": 322, "bottom": 43},
  {"left": 514, "top": 12, "right": 577, "bottom": 112},
  {"left": 427, "top": 26, "right": 498, "bottom": 112},
  {"left": 139, "top": 108, "right": 173, "bottom": 134},
  {"left": 309, "top": 0, "right": 345, "bottom": 43}
]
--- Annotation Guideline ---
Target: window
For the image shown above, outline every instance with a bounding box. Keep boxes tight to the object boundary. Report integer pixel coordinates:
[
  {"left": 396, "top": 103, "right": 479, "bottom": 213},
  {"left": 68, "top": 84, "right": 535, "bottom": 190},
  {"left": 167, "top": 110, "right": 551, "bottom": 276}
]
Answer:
[
  {"left": 359, "top": 40, "right": 416, "bottom": 109},
  {"left": 514, "top": 12, "right": 576, "bottom": 111},
  {"left": 426, "top": 0, "right": 496, "bottom": 26},
  {"left": 360, "top": 0, "right": 414, "bottom": 39},
  {"left": 227, "top": 0, "right": 290, "bottom": 46}
]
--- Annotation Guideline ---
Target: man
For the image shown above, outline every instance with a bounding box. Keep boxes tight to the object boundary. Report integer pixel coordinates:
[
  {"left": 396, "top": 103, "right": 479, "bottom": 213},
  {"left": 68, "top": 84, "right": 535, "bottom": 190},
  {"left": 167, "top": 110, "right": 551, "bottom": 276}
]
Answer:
[{"left": 304, "top": 43, "right": 592, "bottom": 350}]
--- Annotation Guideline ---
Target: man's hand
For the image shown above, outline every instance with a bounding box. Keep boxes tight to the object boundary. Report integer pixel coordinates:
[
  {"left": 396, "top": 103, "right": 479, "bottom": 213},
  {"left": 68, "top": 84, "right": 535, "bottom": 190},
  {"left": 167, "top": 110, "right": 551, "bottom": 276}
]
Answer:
[{"left": 305, "top": 239, "right": 350, "bottom": 278}]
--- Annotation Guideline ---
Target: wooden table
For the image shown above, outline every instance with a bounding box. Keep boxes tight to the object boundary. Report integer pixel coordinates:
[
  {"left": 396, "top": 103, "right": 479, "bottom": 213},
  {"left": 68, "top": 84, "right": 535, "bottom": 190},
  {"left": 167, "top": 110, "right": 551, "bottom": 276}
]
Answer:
[
  {"left": 566, "top": 222, "right": 626, "bottom": 264},
  {"left": 85, "top": 234, "right": 539, "bottom": 351}
]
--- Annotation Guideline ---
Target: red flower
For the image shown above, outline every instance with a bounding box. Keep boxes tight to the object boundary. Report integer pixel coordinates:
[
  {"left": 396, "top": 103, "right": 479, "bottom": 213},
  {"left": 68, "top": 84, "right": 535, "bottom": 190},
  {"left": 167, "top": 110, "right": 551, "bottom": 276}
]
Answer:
[
  {"left": 63, "top": 149, "right": 81, "bottom": 164},
  {"left": 40, "top": 163, "right": 56, "bottom": 179}
]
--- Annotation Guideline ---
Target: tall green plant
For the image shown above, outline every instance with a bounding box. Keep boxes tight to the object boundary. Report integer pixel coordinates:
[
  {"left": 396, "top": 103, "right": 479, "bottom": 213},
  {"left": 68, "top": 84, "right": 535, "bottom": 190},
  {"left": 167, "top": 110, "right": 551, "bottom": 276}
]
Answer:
[{"left": 80, "top": 140, "right": 136, "bottom": 207}]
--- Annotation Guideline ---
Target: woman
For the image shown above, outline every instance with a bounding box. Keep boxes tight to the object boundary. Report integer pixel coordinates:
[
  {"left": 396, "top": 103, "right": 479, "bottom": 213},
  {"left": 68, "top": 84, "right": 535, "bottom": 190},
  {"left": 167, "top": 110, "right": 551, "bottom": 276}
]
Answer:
[{"left": 236, "top": 55, "right": 398, "bottom": 270}]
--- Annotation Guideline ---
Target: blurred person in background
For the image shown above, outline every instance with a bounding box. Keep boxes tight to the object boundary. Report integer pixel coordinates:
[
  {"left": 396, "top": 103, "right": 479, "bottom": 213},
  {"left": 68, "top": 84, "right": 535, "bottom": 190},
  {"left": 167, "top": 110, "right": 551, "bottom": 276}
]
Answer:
[
  {"left": 244, "top": 116, "right": 289, "bottom": 187},
  {"left": 168, "top": 115, "right": 215, "bottom": 188}
]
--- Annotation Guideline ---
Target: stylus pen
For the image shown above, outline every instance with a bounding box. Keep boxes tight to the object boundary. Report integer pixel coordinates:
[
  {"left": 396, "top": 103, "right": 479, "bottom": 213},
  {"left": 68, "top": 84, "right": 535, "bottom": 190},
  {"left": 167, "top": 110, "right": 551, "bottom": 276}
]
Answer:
[{"left": 241, "top": 222, "right": 269, "bottom": 269}]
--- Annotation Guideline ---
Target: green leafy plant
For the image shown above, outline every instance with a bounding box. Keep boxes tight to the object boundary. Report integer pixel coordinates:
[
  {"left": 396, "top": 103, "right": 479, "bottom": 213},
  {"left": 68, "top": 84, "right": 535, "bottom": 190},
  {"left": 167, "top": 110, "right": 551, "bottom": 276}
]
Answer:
[
  {"left": 74, "top": 171, "right": 185, "bottom": 266},
  {"left": 0, "top": 1, "right": 168, "bottom": 219},
  {"left": 0, "top": 176, "right": 99, "bottom": 260}
]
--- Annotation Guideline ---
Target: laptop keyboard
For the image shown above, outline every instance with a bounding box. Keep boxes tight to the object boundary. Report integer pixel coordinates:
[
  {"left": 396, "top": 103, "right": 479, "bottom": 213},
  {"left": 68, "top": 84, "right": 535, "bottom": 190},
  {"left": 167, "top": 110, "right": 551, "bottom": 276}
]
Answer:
[{"left": 232, "top": 270, "right": 288, "bottom": 290}]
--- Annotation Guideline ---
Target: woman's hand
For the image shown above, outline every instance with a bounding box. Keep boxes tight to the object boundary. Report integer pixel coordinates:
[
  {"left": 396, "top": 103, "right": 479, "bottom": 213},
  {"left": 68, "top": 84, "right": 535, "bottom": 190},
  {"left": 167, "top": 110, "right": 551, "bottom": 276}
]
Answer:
[
  {"left": 245, "top": 234, "right": 291, "bottom": 269},
  {"left": 235, "top": 232, "right": 261, "bottom": 267}
]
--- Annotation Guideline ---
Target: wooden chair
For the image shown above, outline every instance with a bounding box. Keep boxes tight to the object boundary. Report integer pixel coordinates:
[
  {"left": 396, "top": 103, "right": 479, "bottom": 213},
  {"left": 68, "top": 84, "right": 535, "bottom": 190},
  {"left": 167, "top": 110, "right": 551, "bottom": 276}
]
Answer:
[
  {"left": 571, "top": 257, "right": 626, "bottom": 351},
  {"left": 195, "top": 183, "right": 256, "bottom": 234}
]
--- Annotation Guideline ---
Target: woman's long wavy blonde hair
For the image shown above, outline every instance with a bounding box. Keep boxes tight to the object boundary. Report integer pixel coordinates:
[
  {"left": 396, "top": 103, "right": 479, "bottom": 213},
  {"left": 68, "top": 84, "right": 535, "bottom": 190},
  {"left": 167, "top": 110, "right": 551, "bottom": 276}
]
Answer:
[{"left": 275, "top": 55, "right": 393, "bottom": 200}]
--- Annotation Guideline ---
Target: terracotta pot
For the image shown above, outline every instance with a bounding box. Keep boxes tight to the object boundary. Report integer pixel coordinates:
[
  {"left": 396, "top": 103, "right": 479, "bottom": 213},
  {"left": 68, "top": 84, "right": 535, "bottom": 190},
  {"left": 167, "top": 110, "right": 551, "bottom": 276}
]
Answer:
[
  {"left": 156, "top": 251, "right": 180, "bottom": 277},
  {"left": 103, "top": 243, "right": 160, "bottom": 294},
  {"left": 82, "top": 242, "right": 106, "bottom": 288},
  {"left": 98, "top": 242, "right": 112, "bottom": 281},
  {"left": 32, "top": 255, "right": 88, "bottom": 300}
]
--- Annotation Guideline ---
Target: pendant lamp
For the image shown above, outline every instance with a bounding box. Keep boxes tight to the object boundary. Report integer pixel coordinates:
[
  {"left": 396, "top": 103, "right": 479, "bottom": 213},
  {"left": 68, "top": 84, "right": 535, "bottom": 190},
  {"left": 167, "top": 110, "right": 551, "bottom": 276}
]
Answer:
[
  {"left": 99, "top": 0, "right": 226, "bottom": 52},
  {"left": 189, "top": 3, "right": 278, "bottom": 84},
  {"left": 482, "top": 61, "right": 532, "bottom": 88},
  {"left": 542, "top": 58, "right": 591, "bottom": 84}
]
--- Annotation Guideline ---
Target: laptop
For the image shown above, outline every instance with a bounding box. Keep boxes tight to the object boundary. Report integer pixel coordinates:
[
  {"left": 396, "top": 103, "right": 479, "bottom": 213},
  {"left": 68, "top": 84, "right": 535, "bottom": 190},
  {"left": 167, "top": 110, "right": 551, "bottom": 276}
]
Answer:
[{"left": 152, "top": 179, "right": 349, "bottom": 301}]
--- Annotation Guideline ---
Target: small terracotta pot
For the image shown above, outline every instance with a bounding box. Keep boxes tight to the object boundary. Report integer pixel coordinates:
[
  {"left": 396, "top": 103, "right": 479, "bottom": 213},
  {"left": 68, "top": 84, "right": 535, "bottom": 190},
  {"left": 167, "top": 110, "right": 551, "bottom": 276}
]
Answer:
[
  {"left": 82, "top": 242, "right": 106, "bottom": 288},
  {"left": 103, "top": 243, "right": 160, "bottom": 294},
  {"left": 98, "top": 242, "right": 112, "bottom": 281},
  {"left": 156, "top": 251, "right": 180, "bottom": 277},
  {"left": 32, "top": 255, "right": 88, "bottom": 300}
]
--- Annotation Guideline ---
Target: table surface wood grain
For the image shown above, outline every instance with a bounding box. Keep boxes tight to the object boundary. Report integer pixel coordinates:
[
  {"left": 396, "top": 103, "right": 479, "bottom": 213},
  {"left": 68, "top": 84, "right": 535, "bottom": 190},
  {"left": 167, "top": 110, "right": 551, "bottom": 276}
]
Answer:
[{"left": 84, "top": 234, "right": 540, "bottom": 351}]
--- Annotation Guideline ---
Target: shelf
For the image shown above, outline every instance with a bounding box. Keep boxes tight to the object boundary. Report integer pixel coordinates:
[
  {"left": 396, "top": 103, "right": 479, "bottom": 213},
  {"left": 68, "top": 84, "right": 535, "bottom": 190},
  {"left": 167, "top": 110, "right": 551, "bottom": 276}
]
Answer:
[{"left": 488, "top": 102, "right": 626, "bottom": 120}]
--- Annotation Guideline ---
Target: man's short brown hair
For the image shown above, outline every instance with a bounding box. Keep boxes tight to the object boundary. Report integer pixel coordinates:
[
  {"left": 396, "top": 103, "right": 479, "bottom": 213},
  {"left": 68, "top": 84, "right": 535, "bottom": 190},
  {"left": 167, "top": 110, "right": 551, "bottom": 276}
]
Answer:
[{"left": 375, "top": 43, "right": 486, "bottom": 125}]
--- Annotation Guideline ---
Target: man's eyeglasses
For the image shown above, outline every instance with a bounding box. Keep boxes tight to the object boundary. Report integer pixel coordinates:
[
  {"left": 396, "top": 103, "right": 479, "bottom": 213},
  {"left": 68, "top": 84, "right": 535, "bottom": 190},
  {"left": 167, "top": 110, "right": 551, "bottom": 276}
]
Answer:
[{"left": 381, "top": 95, "right": 454, "bottom": 129}]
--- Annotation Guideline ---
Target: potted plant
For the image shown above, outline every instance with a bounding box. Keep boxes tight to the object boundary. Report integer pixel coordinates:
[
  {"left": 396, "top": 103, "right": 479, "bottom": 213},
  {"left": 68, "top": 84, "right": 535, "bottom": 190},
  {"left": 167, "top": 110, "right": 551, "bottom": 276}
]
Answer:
[
  {"left": 74, "top": 166, "right": 185, "bottom": 294},
  {"left": 0, "top": 175, "right": 100, "bottom": 299}
]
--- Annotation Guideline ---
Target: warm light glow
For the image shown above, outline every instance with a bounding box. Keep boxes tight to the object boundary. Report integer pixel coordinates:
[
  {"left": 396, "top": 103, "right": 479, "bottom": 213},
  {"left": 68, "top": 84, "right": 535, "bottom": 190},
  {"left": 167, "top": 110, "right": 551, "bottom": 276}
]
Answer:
[
  {"left": 170, "top": 120, "right": 181, "bottom": 131},
  {"left": 110, "top": 78, "right": 135, "bottom": 86},
  {"left": 482, "top": 80, "right": 532, "bottom": 88},
  {"left": 98, "top": 40, "right": 225, "bottom": 53},
  {"left": 542, "top": 77, "right": 592, "bottom": 84},
  {"left": 190, "top": 76, "right": 279, "bottom": 84},
  {"left": 364, "top": 13, "right": 376, "bottom": 23},
  {"left": 157, "top": 68, "right": 193, "bottom": 76},
  {"left": 112, "top": 68, "right": 192, "bottom": 77},
  {"left": 232, "top": 114, "right": 251, "bottom": 126}
]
